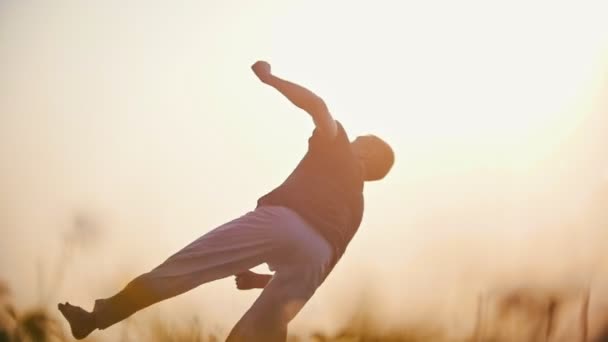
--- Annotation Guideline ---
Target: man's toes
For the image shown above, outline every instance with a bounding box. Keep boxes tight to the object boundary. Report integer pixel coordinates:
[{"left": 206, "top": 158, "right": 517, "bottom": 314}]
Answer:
[
  {"left": 56, "top": 302, "right": 95, "bottom": 340},
  {"left": 58, "top": 303, "right": 80, "bottom": 321},
  {"left": 58, "top": 303, "right": 71, "bottom": 312}
]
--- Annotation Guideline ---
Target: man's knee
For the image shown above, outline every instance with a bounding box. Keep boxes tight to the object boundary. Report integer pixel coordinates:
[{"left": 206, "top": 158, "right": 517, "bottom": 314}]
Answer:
[
  {"left": 271, "top": 268, "right": 321, "bottom": 317},
  {"left": 292, "top": 260, "right": 327, "bottom": 293}
]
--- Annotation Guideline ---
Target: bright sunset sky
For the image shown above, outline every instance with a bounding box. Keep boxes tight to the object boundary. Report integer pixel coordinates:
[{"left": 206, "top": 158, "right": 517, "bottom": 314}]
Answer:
[{"left": 1, "top": 0, "right": 608, "bottom": 337}]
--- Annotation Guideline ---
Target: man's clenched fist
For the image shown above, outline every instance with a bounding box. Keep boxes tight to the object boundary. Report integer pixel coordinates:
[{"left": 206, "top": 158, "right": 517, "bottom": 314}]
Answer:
[
  {"left": 251, "top": 61, "right": 272, "bottom": 83},
  {"left": 234, "top": 270, "right": 272, "bottom": 290}
]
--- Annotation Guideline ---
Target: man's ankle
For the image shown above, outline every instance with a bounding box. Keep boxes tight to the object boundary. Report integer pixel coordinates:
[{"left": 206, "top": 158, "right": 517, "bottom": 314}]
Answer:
[{"left": 91, "top": 299, "right": 106, "bottom": 330}]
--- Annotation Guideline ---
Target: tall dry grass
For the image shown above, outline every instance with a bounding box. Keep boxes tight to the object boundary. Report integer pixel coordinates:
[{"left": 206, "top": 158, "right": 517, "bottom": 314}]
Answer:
[
  {"left": 2, "top": 278, "right": 608, "bottom": 341},
  {"left": 3, "top": 190, "right": 608, "bottom": 341}
]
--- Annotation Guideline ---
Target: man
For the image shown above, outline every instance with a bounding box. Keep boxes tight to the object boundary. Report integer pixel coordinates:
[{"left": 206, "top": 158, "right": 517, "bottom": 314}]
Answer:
[{"left": 58, "top": 61, "right": 395, "bottom": 341}]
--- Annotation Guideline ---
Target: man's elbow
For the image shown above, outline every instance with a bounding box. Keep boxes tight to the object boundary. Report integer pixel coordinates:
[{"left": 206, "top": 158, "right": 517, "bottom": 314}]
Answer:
[{"left": 306, "top": 96, "right": 329, "bottom": 117}]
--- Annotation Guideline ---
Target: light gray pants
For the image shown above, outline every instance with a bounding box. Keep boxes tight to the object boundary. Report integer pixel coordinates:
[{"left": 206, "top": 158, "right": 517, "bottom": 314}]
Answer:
[{"left": 93, "top": 206, "right": 333, "bottom": 342}]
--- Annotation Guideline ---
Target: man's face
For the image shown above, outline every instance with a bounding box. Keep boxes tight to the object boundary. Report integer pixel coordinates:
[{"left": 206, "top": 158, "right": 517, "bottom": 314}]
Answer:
[{"left": 351, "top": 136, "right": 372, "bottom": 176}]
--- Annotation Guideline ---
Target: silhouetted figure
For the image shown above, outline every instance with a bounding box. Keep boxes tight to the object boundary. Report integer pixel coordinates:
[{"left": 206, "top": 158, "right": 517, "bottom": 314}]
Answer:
[{"left": 58, "top": 61, "right": 395, "bottom": 342}]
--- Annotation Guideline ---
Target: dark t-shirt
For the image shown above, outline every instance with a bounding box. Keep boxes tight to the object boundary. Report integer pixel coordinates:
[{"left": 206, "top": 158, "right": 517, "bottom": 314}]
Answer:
[{"left": 256, "top": 121, "right": 364, "bottom": 265}]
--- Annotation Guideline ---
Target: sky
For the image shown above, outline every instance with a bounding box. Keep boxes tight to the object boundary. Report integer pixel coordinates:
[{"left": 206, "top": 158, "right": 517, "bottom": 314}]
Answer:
[{"left": 1, "top": 0, "right": 608, "bottom": 338}]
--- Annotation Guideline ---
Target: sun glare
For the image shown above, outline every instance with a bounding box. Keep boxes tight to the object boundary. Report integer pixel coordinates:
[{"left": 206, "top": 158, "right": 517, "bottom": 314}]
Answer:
[
  {"left": 2, "top": 1, "right": 608, "bottom": 339},
  {"left": 266, "top": 1, "right": 606, "bottom": 166}
]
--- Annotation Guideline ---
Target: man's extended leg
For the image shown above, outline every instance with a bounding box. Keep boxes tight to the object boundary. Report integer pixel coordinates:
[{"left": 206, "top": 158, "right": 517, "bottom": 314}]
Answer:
[{"left": 58, "top": 206, "right": 298, "bottom": 340}]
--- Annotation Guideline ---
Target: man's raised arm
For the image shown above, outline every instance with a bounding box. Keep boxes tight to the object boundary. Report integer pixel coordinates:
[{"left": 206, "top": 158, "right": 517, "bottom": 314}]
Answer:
[{"left": 252, "top": 61, "right": 338, "bottom": 138}]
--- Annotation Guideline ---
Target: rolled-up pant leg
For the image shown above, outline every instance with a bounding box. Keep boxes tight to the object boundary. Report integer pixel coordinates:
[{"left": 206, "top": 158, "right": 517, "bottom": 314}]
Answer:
[
  {"left": 226, "top": 208, "right": 334, "bottom": 342},
  {"left": 92, "top": 206, "right": 299, "bottom": 330}
]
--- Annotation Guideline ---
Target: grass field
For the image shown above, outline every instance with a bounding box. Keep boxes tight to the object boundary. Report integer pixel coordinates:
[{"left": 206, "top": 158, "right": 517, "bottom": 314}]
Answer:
[{"left": 2, "top": 280, "right": 607, "bottom": 342}]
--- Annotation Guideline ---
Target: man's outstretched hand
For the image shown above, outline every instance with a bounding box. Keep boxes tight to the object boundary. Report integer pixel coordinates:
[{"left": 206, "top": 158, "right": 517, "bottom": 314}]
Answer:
[
  {"left": 251, "top": 61, "right": 273, "bottom": 83},
  {"left": 234, "top": 270, "right": 272, "bottom": 290}
]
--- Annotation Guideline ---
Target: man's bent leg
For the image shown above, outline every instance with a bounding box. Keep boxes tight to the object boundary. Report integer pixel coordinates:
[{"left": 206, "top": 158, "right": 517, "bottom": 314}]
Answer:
[
  {"left": 225, "top": 268, "right": 318, "bottom": 342},
  {"left": 226, "top": 210, "right": 333, "bottom": 342}
]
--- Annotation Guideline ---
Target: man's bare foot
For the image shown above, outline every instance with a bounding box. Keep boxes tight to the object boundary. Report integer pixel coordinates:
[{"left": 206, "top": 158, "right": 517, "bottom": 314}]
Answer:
[{"left": 57, "top": 302, "right": 96, "bottom": 340}]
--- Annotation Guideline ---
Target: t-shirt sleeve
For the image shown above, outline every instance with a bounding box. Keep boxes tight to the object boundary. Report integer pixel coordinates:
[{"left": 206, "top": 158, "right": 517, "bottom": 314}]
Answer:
[{"left": 308, "top": 121, "right": 351, "bottom": 152}]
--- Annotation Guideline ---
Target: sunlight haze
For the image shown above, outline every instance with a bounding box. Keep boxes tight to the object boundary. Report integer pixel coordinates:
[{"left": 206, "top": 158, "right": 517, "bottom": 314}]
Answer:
[{"left": 1, "top": 0, "right": 608, "bottom": 339}]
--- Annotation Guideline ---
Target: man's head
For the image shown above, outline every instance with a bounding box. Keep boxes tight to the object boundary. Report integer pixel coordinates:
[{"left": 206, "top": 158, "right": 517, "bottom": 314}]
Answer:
[{"left": 351, "top": 135, "right": 394, "bottom": 181}]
